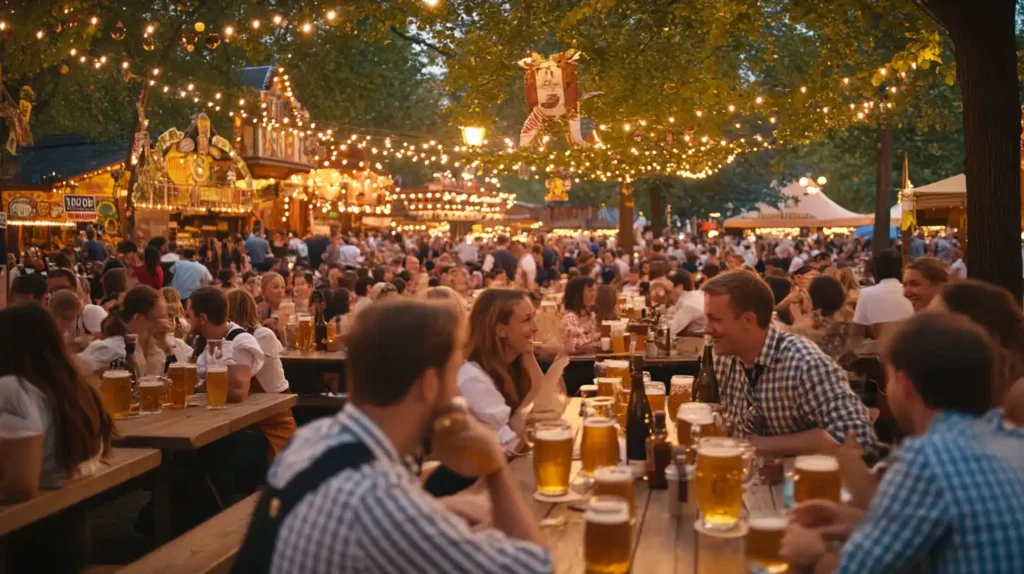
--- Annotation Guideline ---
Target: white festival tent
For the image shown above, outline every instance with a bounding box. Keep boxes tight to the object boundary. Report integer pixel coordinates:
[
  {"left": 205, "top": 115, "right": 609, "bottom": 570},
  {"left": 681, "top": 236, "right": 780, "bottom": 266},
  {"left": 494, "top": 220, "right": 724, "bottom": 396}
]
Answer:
[
  {"left": 889, "top": 173, "right": 967, "bottom": 224},
  {"left": 723, "top": 182, "right": 874, "bottom": 229}
]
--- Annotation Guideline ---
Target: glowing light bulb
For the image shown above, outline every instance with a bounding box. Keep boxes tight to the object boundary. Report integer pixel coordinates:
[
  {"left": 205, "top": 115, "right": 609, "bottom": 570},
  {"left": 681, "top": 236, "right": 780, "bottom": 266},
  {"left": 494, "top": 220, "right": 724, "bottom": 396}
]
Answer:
[
  {"left": 251, "top": 19, "right": 260, "bottom": 29},
  {"left": 326, "top": 10, "right": 337, "bottom": 21},
  {"left": 224, "top": 25, "right": 234, "bottom": 37},
  {"left": 301, "top": 22, "right": 312, "bottom": 34}
]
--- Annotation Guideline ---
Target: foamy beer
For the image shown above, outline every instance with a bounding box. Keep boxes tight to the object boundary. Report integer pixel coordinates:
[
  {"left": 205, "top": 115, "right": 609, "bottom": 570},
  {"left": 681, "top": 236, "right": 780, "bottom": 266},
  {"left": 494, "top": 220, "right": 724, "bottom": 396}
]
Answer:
[
  {"left": 100, "top": 369, "right": 133, "bottom": 419},
  {"left": 184, "top": 363, "right": 197, "bottom": 396},
  {"left": 138, "top": 376, "right": 164, "bottom": 413},
  {"left": 531, "top": 420, "right": 573, "bottom": 496},
  {"left": 695, "top": 437, "right": 749, "bottom": 531},
  {"left": 584, "top": 495, "right": 631, "bottom": 574},
  {"left": 645, "top": 382, "right": 665, "bottom": 413},
  {"left": 582, "top": 417, "right": 619, "bottom": 476},
  {"left": 676, "top": 402, "right": 715, "bottom": 451},
  {"left": 746, "top": 514, "right": 789, "bottom": 573},
  {"left": 595, "top": 377, "right": 619, "bottom": 398},
  {"left": 793, "top": 454, "right": 841, "bottom": 504},
  {"left": 166, "top": 362, "right": 188, "bottom": 409},
  {"left": 592, "top": 465, "right": 636, "bottom": 514},
  {"left": 585, "top": 396, "right": 615, "bottom": 419},
  {"left": 296, "top": 314, "right": 314, "bottom": 351},
  {"left": 206, "top": 365, "right": 229, "bottom": 409},
  {"left": 605, "top": 360, "right": 630, "bottom": 390},
  {"left": 668, "top": 376, "right": 693, "bottom": 421}
]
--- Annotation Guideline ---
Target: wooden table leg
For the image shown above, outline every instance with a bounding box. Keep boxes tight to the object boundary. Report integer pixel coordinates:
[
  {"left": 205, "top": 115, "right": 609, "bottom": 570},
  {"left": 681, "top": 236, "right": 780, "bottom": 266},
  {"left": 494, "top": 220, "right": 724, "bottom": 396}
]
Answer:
[{"left": 152, "top": 454, "right": 171, "bottom": 544}]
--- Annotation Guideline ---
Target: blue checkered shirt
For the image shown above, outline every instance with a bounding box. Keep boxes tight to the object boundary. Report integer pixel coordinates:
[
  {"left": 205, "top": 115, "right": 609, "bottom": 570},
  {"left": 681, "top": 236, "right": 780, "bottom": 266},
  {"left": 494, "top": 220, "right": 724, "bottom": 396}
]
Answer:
[
  {"left": 839, "top": 410, "right": 1024, "bottom": 573},
  {"left": 713, "top": 326, "right": 877, "bottom": 451},
  {"left": 265, "top": 406, "right": 552, "bottom": 574}
]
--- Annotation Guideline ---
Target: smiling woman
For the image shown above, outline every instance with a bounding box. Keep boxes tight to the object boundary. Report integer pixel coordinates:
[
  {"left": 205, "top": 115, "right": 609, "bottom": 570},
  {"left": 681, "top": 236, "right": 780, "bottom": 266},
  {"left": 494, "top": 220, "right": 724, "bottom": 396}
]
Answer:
[{"left": 903, "top": 257, "right": 950, "bottom": 312}]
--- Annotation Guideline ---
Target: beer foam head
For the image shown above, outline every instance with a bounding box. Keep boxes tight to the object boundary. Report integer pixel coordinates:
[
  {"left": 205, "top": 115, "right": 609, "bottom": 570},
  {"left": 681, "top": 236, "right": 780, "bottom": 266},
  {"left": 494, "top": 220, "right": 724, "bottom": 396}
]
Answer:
[
  {"left": 168, "top": 362, "right": 186, "bottom": 370},
  {"left": 585, "top": 495, "right": 630, "bottom": 524},
  {"left": 594, "top": 465, "right": 632, "bottom": 483},
  {"left": 671, "top": 375, "right": 694, "bottom": 388},
  {"left": 584, "top": 416, "right": 615, "bottom": 428},
  {"left": 605, "top": 360, "right": 629, "bottom": 370},
  {"left": 697, "top": 441, "right": 743, "bottom": 458},
  {"left": 749, "top": 515, "right": 788, "bottom": 531},
  {"left": 139, "top": 380, "right": 164, "bottom": 388},
  {"left": 206, "top": 364, "right": 227, "bottom": 374},
  {"left": 103, "top": 369, "right": 130, "bottom": 378},
  {"left": 579, "top": 384, "right": 598, "bottom": 394},
  {"left": 645, "top": 382, "right": 664, "bottom": 394},
  {"left": 534, "top": 425, "right": 572, "bottom": 442},
  {"left": 594, "top": 377, "right": 619, "bottom": 385},
  {"left": 795, "top": 454, "right": 839, "bottom": 472}
]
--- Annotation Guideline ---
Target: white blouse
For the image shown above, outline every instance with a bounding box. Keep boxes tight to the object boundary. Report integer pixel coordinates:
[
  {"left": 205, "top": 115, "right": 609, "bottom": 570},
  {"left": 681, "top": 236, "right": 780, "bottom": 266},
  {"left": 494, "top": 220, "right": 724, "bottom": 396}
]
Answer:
[
  {"left": 457, "top": 361, "right": 518, "bottom": 449},
  {"left": 77, "top": 335, "right": 192, "bottom": 375}
]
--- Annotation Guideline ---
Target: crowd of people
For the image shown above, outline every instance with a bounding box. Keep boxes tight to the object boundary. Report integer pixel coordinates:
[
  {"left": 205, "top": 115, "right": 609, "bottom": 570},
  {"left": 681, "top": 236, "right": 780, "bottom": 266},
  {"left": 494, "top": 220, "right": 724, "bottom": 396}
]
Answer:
[{"left": 1, "top": 218, "right": 1022, "bottom": 573}]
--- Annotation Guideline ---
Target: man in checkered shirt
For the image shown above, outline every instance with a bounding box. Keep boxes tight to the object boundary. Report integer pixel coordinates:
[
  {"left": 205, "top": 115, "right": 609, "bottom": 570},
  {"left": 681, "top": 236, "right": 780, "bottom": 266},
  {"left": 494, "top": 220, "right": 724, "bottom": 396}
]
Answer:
[
  {"left": 702, "top": 270, "right": 877, "bottom": 455},
  {"left": 781, "top": 311, "right": 1024, "bottom": 573}
]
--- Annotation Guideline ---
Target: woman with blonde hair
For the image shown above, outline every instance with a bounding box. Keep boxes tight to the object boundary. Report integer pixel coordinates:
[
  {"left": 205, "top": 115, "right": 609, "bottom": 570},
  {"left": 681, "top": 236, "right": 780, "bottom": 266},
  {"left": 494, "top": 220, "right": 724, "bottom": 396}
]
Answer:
[
  {"left": 256, "top": 271, "right": 287, "bottom": 329},
  {"left": 161, "top": 286, "right": 190, "bottom": 341},
  {"left": 835, "top": 266, "right": 860, "bottom": 320},
  {"left": 457, "top": 289, "right": 569, "bottom": 453},
  {"left": 424, "top": 285, "right": 468, "bottom": 322}
]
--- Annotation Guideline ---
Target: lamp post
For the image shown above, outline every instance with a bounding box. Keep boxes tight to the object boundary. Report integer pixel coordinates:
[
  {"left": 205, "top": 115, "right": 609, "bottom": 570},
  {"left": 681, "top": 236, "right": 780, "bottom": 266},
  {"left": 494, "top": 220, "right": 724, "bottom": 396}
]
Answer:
[{"left": 460, "top": 126, "right": 486, "bottom": 147}]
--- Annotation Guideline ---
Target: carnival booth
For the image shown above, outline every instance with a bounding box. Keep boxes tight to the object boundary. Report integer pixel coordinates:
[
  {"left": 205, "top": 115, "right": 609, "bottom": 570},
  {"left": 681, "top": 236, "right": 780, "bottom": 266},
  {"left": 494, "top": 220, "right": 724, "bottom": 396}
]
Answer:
[
  {"left": 723, "top": 182, "right": 873, "bottom": 233},
  {"left": 391, "top": 177, "right": 515, "bottom": 237},
  {"left": 890, "top": 173, "right": 966, "bottom": 232}
]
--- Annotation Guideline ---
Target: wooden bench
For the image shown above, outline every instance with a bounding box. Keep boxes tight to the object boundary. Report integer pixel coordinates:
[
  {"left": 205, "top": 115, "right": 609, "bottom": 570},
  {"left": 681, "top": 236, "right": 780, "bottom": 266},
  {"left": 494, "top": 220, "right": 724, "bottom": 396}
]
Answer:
[
  {"left": 0, "top": 448, "right": 161, "bottom": 537},
  {"left": 118, "top": 492, "right": 260, "bottom": 574}
]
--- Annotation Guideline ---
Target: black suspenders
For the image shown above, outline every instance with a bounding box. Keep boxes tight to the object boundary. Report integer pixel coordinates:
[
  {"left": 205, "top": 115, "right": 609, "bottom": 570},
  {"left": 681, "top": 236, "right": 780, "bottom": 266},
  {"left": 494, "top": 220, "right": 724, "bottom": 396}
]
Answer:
[{"left": 232, "top": 441, "right": 375, "bottom": 574}]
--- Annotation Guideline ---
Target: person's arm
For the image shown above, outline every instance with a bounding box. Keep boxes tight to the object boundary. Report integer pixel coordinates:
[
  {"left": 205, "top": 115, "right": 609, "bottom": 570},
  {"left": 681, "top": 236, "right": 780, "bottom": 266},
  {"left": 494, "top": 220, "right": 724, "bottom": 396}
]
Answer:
[
  {"left": 226, "top": 341, "right": 264, "bottom": 402},
  {"left": 226, "top": 363, "right": 252, "bottom": 402},
  {"left": 749, "top": 428, "right": 837, "bottom": 457},
  {"left": 485, "top": 462, "right": 544, "bottom": 544},
  {"left": 800, "top": 357, "right": 878, "bottom": 453}
]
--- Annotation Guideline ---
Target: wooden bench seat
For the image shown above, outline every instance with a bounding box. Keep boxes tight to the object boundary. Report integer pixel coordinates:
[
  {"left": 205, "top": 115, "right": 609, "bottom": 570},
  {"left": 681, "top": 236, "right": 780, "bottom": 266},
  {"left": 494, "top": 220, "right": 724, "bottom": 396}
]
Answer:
[
  {"left": 118, "top": 491, "right": 260, "bottom": 574},
  {"left": 0, "top": 448, "right": 161, "bottom": 537}
]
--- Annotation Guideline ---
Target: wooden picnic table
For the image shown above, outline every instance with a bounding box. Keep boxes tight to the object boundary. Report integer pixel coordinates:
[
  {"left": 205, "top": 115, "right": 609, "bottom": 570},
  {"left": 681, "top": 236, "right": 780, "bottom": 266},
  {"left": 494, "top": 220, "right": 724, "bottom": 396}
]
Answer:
[
  {"left": 113, "top": 393, "right": 296, "bottom": 543},
  {"left": 569, "top": 353, "right": 701, "bottom": 366},
  {"left": 511, "top": 397, "right": 784, "bottom": 573},
  {"left": 278, "top": 349, "right": 347, "bottom": 365},
  {"left": 0, "top": 448, "right": 161, "bottom": 537}
]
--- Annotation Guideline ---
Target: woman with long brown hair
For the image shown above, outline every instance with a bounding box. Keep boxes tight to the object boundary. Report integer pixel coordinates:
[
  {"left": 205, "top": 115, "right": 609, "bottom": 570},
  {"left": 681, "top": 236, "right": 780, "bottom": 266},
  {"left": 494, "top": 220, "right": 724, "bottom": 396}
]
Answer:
[{"left": 457, "top": 289, "right": 569, "bottom": 452}]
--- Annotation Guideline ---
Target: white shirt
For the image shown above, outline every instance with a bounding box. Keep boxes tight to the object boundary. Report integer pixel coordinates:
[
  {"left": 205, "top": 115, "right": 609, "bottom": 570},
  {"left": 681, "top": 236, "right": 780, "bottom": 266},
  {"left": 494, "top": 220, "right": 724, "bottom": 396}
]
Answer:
[
  {"left": 455, "top": 242, "right": 479, "bottom": 264},
  {"left": 482, "top": 253, "right": 495, "bottom": 273},
  {"left": 457, "top": 361, "right": 518, "bottom": 450},
  {"left": 160, "top": 252, "right": 180, "bottom": 263},
  {"left": 250, "top": 326, "right": 289, "bottom": 393},
  {"left": 672, "top": 290, "right": 707, "bottom": 337},
  {"left": 852, "top": 278, "right": 914, "bottom": 326},
  {"left": 196, "top": 322, "right": 265, "bottom": 383},
  {"left": 788, "top": 255, "right": 806, "bottom": 273},
  {"left": 0, "top": 375, "right": 102, "bottom": 488},
  {"left": 518, "top": 255, "right": 537, "bottom": 289},
  {"left": 338, "top": 244, "right": 361, "bottom": 267},
  {"left": 76, "top": 304, "right": 107, "bottom": 336},
  {"left": 949, "top": 259, "right": 967, "bottom": 281},
  {"left": 352, "top": 297, "right": 372, "bottom": 315},
  {"left": 76, "top": 335, "right": 191, "bottom": 375}
]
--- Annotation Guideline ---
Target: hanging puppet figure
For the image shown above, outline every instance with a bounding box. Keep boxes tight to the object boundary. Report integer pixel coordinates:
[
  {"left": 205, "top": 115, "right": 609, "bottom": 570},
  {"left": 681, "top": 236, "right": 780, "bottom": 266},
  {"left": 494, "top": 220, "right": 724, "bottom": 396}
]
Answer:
[{"left": 518, "top": 50, "right": 601, "bottom": 149}]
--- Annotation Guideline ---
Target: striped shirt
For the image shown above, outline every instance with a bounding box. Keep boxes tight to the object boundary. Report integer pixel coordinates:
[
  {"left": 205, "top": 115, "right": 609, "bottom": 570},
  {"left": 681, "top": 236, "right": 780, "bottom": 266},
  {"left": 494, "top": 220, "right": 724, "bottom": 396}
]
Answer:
[
  {"left": 266, "top": 406, "right": 552, "bottom": 574},
  {"left": 839, "top": 410, "right": 1024, "bottom": 573},
  {"left": 713, "top": 326, "right": 877, "bottom": 452}
]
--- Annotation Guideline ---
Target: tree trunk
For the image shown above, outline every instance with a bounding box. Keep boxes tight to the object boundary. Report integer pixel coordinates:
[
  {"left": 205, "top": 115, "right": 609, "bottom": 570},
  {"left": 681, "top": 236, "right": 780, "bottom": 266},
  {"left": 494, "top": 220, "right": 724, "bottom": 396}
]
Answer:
[
  {"left": 649, "top": 181, "right": 664, "bottom": 239},
  {"left": 928, "top": 0, "right": 1022, "bottom": 300},
  {"left": 873, "top": 125, "right": 893, "bottom": 254},
  {"left": 619, "top": 181, "right": 634, "bottom": 254}
]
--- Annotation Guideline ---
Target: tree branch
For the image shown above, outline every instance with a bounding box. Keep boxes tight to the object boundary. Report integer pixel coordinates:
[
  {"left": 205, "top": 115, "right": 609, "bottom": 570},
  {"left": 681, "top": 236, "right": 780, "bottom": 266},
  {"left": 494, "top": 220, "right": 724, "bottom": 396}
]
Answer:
[{"left": 389, "top": 26, "right": 452, "bottom": 58}]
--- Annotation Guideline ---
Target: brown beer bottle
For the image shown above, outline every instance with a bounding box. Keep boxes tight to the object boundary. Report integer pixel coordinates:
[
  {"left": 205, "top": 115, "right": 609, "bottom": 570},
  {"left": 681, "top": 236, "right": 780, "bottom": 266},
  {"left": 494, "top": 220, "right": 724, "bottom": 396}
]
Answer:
[
  {"left": 692, "top": 337, "right": 720, "bottom": 404},
  {"left": 313, "top": 291, "right": 328, "bottom": 351},
  {"left": 626, "top": 355, "right": 653, "bottom": 475},
  {"left": 646, "top": 412, "right": 671, "bottom": 489}
]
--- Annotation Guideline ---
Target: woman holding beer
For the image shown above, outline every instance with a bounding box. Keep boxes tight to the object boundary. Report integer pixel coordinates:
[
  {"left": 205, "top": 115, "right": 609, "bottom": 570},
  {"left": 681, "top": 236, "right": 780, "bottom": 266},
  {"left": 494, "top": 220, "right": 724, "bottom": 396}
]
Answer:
[
  {"left": 0, "top": 304, "right": 113, "bottom": 571},
  {"left": 458, "top": 289, "right": 569, "bottom": 452},
  {"left": 560, "top": 277, "right": 601, "bottom": 355}
]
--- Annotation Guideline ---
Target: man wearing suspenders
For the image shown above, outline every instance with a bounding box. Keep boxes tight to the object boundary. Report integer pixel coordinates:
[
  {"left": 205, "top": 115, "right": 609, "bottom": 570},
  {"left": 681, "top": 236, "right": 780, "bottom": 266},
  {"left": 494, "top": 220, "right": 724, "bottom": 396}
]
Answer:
[{"left": 234, "top": 299, "right": 550, "bottom": 574}]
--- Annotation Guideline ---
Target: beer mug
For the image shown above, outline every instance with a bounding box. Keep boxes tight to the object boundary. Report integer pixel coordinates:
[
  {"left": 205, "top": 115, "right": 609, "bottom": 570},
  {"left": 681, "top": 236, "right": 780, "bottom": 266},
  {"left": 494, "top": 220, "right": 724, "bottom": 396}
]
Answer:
[
  {"left": 581, "top": 415, "right": 619, "bottom": 477},
  {"left": 206, "top": 364, "right": 229, "bottom": 409},
  {"left": 166, "top": 362, "right": 189, "bottom": 410},
  {"left": 694, "top": 437, "right": 755, "bottom": 531},
  {"left": 296, "top": 314, "right": 314, "bottom": 352},
  {"left": 100, "top": 369, "right": 133, "bottom": 419},
  {"left": 594, "top": 377, "right": 619, "bottom": 399},
  {"left": 592, "top": 465, "right": 636, "bottom": 515},
  {"left": 605, "top": 360, "right": 630, "bottom": 390},
  {"left": 644, "top": 382, "right": 665, "bottom": 414},
  {"left": 579, "top": 384, "right": 598, "bottom": 401},
  {"left": 529, "top": 420, "right": 574, "bottom": 496},
  {"left": 585, "top": 396, "right": 616, "bottom": 419},
  {"left": 792, "top": 454, "right": 841, "bottom": 504},
  {"left": 138, "top": 376, "right": 164, "bottom": 414},
  {"left": 746, "top": 513, "right": 789, "bottom": 573},
  {"left": 668, "top": 376, "right": 693, "bottom": 422},
  {"left": 675, "top": 402, "right": 715, "bottom": 460},
  {"left": 184, "top": 363, "right": 198, "bottom": 399},
  {"left": 584, "top": 495, "right": 632, "bottom": 574}
]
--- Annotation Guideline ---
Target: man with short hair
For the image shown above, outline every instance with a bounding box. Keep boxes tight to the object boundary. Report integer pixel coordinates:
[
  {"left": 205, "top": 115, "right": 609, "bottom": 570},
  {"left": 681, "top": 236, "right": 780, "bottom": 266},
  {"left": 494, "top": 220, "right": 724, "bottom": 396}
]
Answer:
[
  {"left": 853, "top": 248, "right": 913, "bottom": 331},
  {"left": 703, "top": 270, "right": 876, "bottom": 455},
  {"left": 46, "top": 268, "right": 107, "bottom": 337},
  {"left": 235, "top": 300, "right": 550, "bottom": 574},
  {"left": 246, "top": 225, "right": 272, "bottom": 272},
  {"left": 782, "top": 313, "right": 1024, "bottom": 573},
  {"left": 670, "top": 270, "right": 706, "bottom": 337},
  {"left": 483, "top": 235, "right": 517, "bottom": 282},
  {"left": 82, "top": 228, "right": 107, "bottom": 263},
  {"left": 9, "top": 273, "right": 47, "bottom": 305},
  {"left": 352, "top": 276, "right": 376, "bottom": 314},
  {"left": 511, "top": 241, "right": 537, "bottom": 291},
  {"left": 170, "top": 249, "right": 213, "bottom": 301}
]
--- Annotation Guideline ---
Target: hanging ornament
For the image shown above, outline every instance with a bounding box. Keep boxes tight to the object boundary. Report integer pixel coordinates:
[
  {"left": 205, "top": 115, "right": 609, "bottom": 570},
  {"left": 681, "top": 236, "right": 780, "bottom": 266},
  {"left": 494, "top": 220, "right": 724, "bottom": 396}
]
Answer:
[
  {"left": 204, "top": 33, "right": 221, "bottom": 49},
  {"left": 517, "top": 50, "right": 599, "bottom": 148},
  {"left": 111, "top": 20, "right": 125, "bottom": 40},
  {"left": 181, "top": 30, "right": 197, "bottom": 52},
  {"left": 59, "top": 64, "right": 69, "bottom": 74},
  {"left": 54, "top": 22, "right": 63, "bottom": 33},
  {"left": 142, "top": 36, "right": 156, "bottom": 51},
  {"left": 194, "top": 21, "right": 205, "bottom": 32}
]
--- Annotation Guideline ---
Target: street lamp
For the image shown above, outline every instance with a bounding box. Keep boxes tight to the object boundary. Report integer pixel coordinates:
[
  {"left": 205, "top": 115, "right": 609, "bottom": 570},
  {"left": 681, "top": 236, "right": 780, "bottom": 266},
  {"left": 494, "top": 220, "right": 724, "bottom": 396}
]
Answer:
[{"left": 461, "top": 126, "right": 486, "bottom": 147}]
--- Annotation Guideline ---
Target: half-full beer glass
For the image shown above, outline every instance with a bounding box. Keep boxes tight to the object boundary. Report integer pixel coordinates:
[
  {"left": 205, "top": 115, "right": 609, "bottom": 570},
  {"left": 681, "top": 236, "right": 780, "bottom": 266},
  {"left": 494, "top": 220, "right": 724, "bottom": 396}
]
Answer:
[
  {"left": 695, "top": 437, "right": 753, "bottom": 531},
  {"left": 676, "top": 402, "right": 715, "bottom": 462},
  {"left": 584, "top": 495, "right": 631, "bottom": 574},
  {"left": 100, "top": 369, "right": 133, "bottom": 419},
  {"left": 582, "top": 416, "right": 619, "bottom": 477},
  {"left": 138, "top": 376, "right": 164, "bottom": 413},
  {"left": 206, "top": 365, "right": 229, "bottom": 409},
  {"left": 793, "top": 454, "right": 841, "bottom": 504},
  {"left": 746, "top": 513, "right": 789, "bottom": 573},
  {"left": 166, "top": 362, "right": 189, "bottom": 409},
  {"left": 592, "top": 465, "right": 636, "bottom": 515},
  {"left": 531, "top": 420, "right": 573, "bottom": 496}
]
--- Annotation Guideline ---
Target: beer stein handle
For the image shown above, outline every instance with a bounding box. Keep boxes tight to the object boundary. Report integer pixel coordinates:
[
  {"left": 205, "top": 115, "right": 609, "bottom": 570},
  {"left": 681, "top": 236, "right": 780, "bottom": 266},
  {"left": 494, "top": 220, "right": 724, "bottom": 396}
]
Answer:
[{"left": 740, "top": 442, "right": 759, "bottom": 488}]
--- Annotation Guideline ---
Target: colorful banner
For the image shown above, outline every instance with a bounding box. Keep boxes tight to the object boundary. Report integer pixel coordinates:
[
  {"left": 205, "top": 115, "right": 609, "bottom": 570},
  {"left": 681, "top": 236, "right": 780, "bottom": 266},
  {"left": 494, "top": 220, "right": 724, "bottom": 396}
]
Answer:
[
  {"left": 1, "top": 190, "right": 73, "bottom": 227},
  {"left": 64, "top": 194, "right": 98, "bottom": 222}
]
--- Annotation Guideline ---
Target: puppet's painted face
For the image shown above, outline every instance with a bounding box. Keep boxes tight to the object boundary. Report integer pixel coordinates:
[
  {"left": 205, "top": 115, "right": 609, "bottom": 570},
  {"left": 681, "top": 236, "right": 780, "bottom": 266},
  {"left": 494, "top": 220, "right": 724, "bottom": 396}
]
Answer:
[{"left": 535, "top": 60, "right": 566, "bottom": 116}]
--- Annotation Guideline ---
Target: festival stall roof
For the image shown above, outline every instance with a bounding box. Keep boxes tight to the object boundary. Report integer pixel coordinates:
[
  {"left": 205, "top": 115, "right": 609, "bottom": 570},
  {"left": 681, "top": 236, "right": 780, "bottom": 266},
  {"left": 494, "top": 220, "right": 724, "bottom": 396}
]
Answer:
[
  {"left": 723, "top": 182, "right": 873, "bottom": 229},
  {"left": 1, "top": 134, "right": 127, "bottom": 186},
  {"left": 888, "top": 174, "right": 967, "bottom": 224}
]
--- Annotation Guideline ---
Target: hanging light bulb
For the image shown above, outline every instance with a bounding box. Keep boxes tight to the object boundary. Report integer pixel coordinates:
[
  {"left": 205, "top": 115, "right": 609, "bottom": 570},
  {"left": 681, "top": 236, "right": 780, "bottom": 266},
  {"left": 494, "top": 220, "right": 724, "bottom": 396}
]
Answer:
[
  {"left": 251, "top": 19, "right": 260, "bottom": 29},
  {"left": 205, "top": 33, "right": 221, "bottom": 49},
  {"left": 143, "top": 35, "right": 156, "bottom": 51},
  {"left": 111, "top": 20, "right": 125, "bottom": 40},
  {"left": 194, "top": 21, "right": 205, "bottom": 32}
]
